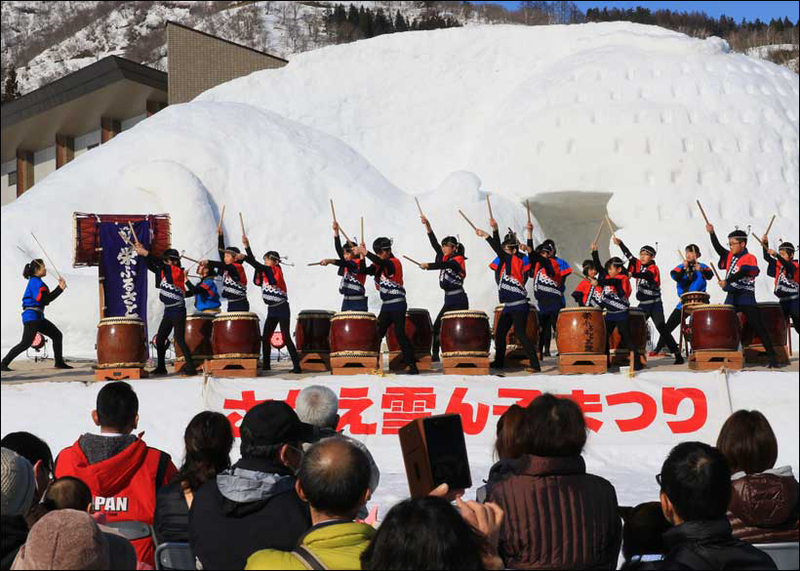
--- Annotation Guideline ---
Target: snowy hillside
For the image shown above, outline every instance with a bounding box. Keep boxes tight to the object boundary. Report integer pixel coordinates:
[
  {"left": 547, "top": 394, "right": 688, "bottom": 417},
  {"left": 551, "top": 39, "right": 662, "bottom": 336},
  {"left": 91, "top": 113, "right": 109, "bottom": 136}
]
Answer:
[{"left": 2, "top": 22, "right": 798, "bottom": 356}]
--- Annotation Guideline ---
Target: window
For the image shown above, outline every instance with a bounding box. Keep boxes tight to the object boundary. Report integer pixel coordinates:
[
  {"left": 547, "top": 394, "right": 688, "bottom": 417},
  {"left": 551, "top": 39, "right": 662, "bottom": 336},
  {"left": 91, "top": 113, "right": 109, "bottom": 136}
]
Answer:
[{"left": 8, "top": 171, "right": 17, "bottom": 185}]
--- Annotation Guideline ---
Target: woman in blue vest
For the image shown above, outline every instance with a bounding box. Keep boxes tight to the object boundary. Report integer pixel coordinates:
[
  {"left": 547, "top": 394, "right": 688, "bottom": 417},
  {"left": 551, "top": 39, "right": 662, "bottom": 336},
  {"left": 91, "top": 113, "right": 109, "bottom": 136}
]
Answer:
[{"left": 2, "top": 259, "right": 71, "bottom": 371}]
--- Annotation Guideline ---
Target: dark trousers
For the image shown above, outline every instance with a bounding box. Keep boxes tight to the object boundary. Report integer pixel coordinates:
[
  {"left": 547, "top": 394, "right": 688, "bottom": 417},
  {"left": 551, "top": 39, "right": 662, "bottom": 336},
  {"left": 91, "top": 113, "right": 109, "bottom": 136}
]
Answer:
[
  {"left": 2, "top": 319, "right": 64, "bottom": 366},
  {"left": 538, "top": 312, "right": 557, "bottom": 356},
  {"left": 654, "top": 308, "right": 682, "bottom": 353},
  {"left": 780, "top": 299, "right": 800, "bottom": 335},
  {"left": 641, "top": 303, "right": 681, "bottom": 356},
  {"left": 737, "top": 304, "right": 778, "bottom": 361},
  {"left": 156, "top": 312, "right": 196, "bottom": 372},
  {"left": 377, "top": 308, "right": 416, "bottom": 366},
  {"left": 494, "top": 308, "right": 539, "bottom": 368},
  {"left": 606, "top": 316, "right": 643, "bottom": 366},
  {"left": 226, "top": 299, "right": 250, "bottom": 312},
  {"left": 262, "top": 315, "right": 300, "bottom": 369},
  {"left": 432, "top": 302, "right": 469, "bottom": 359}
]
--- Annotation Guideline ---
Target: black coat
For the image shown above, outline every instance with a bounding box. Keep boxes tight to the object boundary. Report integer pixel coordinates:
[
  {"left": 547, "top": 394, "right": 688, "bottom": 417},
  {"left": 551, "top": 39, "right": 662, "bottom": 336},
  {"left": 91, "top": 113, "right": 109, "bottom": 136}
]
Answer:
[
  {"left": 642, "top": 518, "right": 777, "bottom": 570},
  {"left": 154, "top": 480, "right": 190, "bottom": 544},
  {"left": 1, "top": 516, "right": 28, "bottom": 571},
  {"left": 188, "top": 457, "right": 311, "bottom": 570}
]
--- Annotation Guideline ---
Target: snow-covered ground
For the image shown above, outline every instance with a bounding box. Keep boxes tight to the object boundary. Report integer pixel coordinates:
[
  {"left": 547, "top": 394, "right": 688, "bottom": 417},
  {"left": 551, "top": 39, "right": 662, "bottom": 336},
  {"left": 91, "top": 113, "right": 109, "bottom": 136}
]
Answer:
[{"left": 2, "top": 22, "right": 798, "bottom": 357}]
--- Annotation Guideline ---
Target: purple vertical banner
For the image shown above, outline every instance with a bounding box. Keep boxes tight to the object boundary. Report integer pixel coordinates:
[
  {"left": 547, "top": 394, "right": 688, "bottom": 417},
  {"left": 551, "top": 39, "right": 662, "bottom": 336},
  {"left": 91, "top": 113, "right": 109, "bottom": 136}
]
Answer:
[{"left": 99, "top": 221, "right": 150, "bottom": 323}]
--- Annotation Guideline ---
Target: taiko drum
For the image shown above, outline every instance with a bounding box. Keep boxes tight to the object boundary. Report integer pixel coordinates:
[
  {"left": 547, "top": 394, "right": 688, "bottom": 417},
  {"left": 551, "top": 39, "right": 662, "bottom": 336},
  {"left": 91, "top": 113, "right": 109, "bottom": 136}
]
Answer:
[
  {"left": 96, "top": 317, "right": 147, "bottom": 369},
  {"left": 492, "top": 304, "right": 539, "bottom": 351},
  {"left": 329, "top": 311, "right": 380, "bottom": 357},
  {"left": 211, "top": 312, "right": 261, "bottom": 359},
  {"left": 556, "top": 307, "right": 606, "bottom": 355},
  {"left": 176, "top": 313, "right": 215, "bottom": 363},
  {"left": 440, "top": 310, "right": 492, "bottom": 357},
  {"left": 295, "top": 310, "right": 335, "bottom": 353},
  {"left": 690, "top": 304, "right": 740, "bottom": 352},
  {"left": 387, "top": 308, "right": 433, "bottom": 356},
  {"left": 609, "top": 308, "right": 648, "bottom": 356},
  {"left": 740, "top": 302, "right": 787, "bottom": 349}
]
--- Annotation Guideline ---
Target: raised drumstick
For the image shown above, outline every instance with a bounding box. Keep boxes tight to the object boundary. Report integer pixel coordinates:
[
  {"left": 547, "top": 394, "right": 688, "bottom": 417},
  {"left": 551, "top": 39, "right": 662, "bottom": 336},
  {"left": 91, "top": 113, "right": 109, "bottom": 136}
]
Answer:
[
  {"left": 765, "top": 214, "right": 776, "bottom": 236},
  {"left": 180, "top": 253, "right": 202, "bottom": 264},
  {"left": 127, "top": 221, "right": 139, "bottom": 244},
  {"left": 217, "top": 204, "right": 226, "bottom": 232},
  {"left": 30, "top": 232, "right": 62, "bottom": 279},
  {"left": 525, "top": 200, "right": 532, "bottom": 224},
  {"left": 605, "top": 215, "right": 616, "bottom": 237},
  {"left": 486, "top": 195, "right": 494, "bottom": 220},
  {"left": 696, "top": 200, "right": 710, "bottom": 225},
  {"left": 415, "top": 197, "right": 424, "bottom": 217},
  {"left": 239, "top": 212, "right": 246, "bottom": 235},
  {"left": 751, "top": 233, "right": 768, "bottom": 248},
  {"left": 593, "top": 219, "right": 606, "bottom": 244},
  {"left": 361, "top": 216, "right": 364, "bottom": 244},
  {"left": 458, "top": 209, "right": 478, "bottom": 231},
  {"left": 330, "top": 199, "right": 337, "bottom": 222},
  {"left": 709, "top": 262, "right": 722, "bottom": 282},
  {"left": 677, "top": 249, "right": 687, "bottom": 262},
  {"left": 307, "top": 262, "right": 323, "bottom": 267},
  {"left": 402, "top": 255, "right": 422, "bottom": 267}
]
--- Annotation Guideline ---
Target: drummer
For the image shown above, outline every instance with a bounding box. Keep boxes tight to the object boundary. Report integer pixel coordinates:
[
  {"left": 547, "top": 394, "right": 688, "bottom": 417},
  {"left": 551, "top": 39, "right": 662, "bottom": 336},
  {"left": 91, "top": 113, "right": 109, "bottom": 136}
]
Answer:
[
  {"left": 417, "top": 214, "right": 469, "bottom": 362},
  {"left": 706, "top": 224, "right": 781, "bottom": 368},
  {"left": 572, "top": 256, "right": 603, "bottom": 307},
  {"left": 613, "top": 237, "right": 684, "bottom": 365},
  {"left": 359, "top": 237, "right": 419, "bottom": 375},
  {"left": 760, "top": 237, "right": 800, "bottom": 336},
  {"left": 186, "top": 264, "right": 221, "bottom": 314},
  {"left": 201, "top": 228, "right": 249, "bottom": 312},
  {"left": 318, "top": 222, "right": 370, "bottom": 312},
  {"left": 541, "top": 239, "right": 572, "bottom": 350},
  {"left": 134, "top": 245, "right": 198, "bottom": 376},
  {"left": 476, "top": 219, "right": 540, "bottom": 372},
  {"left": 242, "top": 234, "right": 302, "bottom": 374},
  {"left": 524, "top": 224, "right": 563, "bottom": 360},
  {"left": 653, "top": 244, "right": 713, "bottom": 354},
  {"left": 589, "top": 245, "right": 645, "bottom": 371}
]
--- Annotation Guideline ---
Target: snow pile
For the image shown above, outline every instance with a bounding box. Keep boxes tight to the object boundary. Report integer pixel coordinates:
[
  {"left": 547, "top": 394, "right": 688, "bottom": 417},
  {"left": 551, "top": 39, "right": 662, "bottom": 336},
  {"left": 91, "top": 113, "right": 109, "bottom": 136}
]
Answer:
[
  {"left": 1, "top": 103, "right": 531, "bottom": 356},
  {"left": 2, "top": 22, "right": 798, "bottom": 356},
  {"left": 200, "top": 22, "right": 799, "bottom": 311}
]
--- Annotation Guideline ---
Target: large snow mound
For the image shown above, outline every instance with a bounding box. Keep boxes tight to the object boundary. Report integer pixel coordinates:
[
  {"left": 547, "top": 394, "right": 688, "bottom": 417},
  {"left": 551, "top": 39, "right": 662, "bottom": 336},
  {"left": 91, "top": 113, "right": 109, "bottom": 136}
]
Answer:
[
  {"left": 200, "top": 22, "right": 799, "bottom": 307},
  {"left": 1, "top": 104, "right": 532, "bottom": 356}
]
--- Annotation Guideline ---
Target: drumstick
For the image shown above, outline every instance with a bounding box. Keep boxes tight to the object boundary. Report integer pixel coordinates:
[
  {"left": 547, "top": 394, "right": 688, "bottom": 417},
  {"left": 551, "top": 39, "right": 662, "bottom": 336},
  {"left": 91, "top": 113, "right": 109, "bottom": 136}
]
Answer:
[
  {"left": 180, "top": 253, "right": 202, "bottom": 264},
  {"left": 127, "top": 221, "right": 139, "bottom": 244},
  {"left": 677, "top": 249, "right": 686, "bottom": 262},
  {"left": 307, "top": 262, "right": 323, "bottom": 266},
  {"left": 339, "top": 226, "right": 353, "bottom": 245},
  {"left": 330, "top": 199, "right": 337, "bottom": 223},
  {"left": 486, "top": 195, "right": 494, "bottom": 220},
  {"left": 628, "top": 351, "right": 635, "bottom": 378},
  {"left": 217, "top": 204, "right": 226, "bottom": 232},
  {"left": 415, "top": 197, "right": 424, "bottom": 217},
  {"left": 605, "top": 215, "right": 616, "bottom": 237},
  {"left": 593, "top": 219, "right": 606, "bottom": 244},
  {"left": 30, "top": 232, "right": 62, "bottom": 279},
  {"left": 751, "top": 233, "right": 768, "bottom": 248},
  {"left": 360, "top": 216, "right": 364, "bottom": 245},
  {"left": 696, "top": 200, "right": 710, "bottom": 225},
  {"left": 709, "top": 262, "right": 722, "bottom": 282},
  {"left": 239, "top": 212, "right": 246, "bottom": 235},
  {"left": 402, "top": 255, "right": 422, "bottom": 267},
  {"left": 459, "top": 210, "right": 478, "bottom": 231},
  {"left": 525, "top": 200, "right": 532, "bottom": 224},
  {"left": 765, "top": 214, "right": 776, "bottom": 236}
]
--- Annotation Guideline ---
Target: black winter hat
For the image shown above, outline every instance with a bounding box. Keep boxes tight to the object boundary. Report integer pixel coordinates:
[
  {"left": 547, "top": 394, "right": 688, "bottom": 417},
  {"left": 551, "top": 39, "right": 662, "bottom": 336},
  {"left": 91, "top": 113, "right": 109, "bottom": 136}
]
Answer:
[
  {"left": 778, "top": 242, "right": 795, "bottom": 255},
  {"left": 542, "top": 239, "right": 557, "bottom": 254},
  {"left": 264, "top": 250, "right": 281, "bottom": 262},
  {"left": 640, "top": 245, "right": 657, "bottom": 257},
  {"left": 162, "top": 248, "right": 181, "bottom": 261},
  {"left": 441, "top": 236, "right": 458, "bottom": 248},
  {"left": 502, "top": 231, "right": 518, "bottom": 248},
  {"left": 373, "top": 237, "right": 392, "bottom": 252},
  {"left": 224, "top": 246, "right": 241, "bottom": 255},
  {"left": 728, "top": 230, "right": 748, "bottom": 241},
  {"left": 240, "top": 401, "right": 316, "bottom": 450}
]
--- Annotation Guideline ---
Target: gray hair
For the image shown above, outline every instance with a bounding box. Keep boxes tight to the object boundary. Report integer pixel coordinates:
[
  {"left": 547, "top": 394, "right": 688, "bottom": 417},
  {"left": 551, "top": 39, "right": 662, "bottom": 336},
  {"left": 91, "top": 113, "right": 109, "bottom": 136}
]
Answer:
[{"left": 296, "top": 385, "right": 339, "bottom": 430}]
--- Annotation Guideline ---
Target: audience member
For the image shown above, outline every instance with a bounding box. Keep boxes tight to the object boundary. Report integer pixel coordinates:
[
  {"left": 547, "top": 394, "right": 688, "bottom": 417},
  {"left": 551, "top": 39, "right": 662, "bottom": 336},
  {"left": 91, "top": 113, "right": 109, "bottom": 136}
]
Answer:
[
  {"left": 154, "top": 411, "right": 233, "bottom": 544},
  {"left": 1, "top": 448, "right": 35, "bottom": 571},
  {"left": 618, "top": 501, "right": 671, "bottom": 569},
  {"left": 10, "top": 509, "right": 109, "bottom": 570},
  {"left": 494, "top": 404, "right": 527, "bottom": 461},
  {"left": 716, "top": 410, "right": 799, "bottom": 543},
  {"left": 189, "top": 401, "right": 315, "bottom": 569},
  {"left": 485, "top": 393, "right": 622, "bottom": 569},
  {"left": 54, "top": 381, "right": 177, "bottom": 566},
  {"left": 647, "top": 441, "right": 777, "bottom": 570},
  {"left": 1, "top": 432, "right": 54, "bottom": 526},
  {"left": 246, "top": 437, "right": 374, "bottom": 569}
]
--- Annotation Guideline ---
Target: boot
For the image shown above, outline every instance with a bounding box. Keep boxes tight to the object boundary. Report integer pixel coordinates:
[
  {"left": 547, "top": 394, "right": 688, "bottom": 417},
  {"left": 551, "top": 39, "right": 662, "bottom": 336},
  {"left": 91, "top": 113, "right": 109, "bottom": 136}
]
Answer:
[
  {"left": 633, "top": 354, "right": 645, "bottom": 371},
  {"left": 527, "top": 355, "right": 541, "bottom": 373},
  {"left": 431, "top": 339, "right": 441, "bottom": 363},
  {"left": 406, "top": 363, "right": 420, "bottom": 375},
  {"left": 54, "top": 361, "right": 74, "bottom": 370},
  {"left": 1, "top": 363, "right": 11, "bottom": 372}
]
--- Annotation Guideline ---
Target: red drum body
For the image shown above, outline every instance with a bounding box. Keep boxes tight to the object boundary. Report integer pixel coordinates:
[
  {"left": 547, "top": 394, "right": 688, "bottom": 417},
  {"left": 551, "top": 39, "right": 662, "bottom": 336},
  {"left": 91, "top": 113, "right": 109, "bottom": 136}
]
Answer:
[
  {"left": 740, "top": 302, "right": 787, "bottom": 349},
  {"left": 295, "top": 310, "right": 335, "bottom": 353},
  {"left": 690, "top": 304, "right": 740, "bottom": 352},
  {"left": 73, "top": 213, "right": 171, "bottom": 267},
  {"left": 556, "top": 307, "right": 606, "bottom": 355},
  {"left": 681, "top": 292, "right": 711, "bottom": 314},
  {"left": 329, "top": 312, "right": 379, "bottom": 357},
  {"left": 609, "top": 308, "right": 647, "bottom": 355},
  {"left": 176, "top": 314, "right": 215, "bottom": 362},
  {"left": 492, "top": 304, "right": 539, "bottom": 349},
  {"left": 387, "top": 308, "right": 433, "bottom": 356},
  {"left": 97, "top": 317, "right": 146, "bottom": 369},
  {"left": 440, "top": 310, "right": 491, "bottom": 357},
  {"left": 211, "top": 312, "right": 261, "bottom": 358}
]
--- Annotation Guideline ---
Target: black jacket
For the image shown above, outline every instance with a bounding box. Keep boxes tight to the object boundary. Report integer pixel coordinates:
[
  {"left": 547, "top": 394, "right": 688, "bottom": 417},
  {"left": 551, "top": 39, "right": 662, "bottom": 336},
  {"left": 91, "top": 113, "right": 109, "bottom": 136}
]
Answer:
[
  {"left": 188, "top": 457, "right": 311, "bottom": 570},
  {"left": 154, "top": 480, "right": 190, "bottom": 544},
  {"left": 641, "top": 518, "right": 777, "bottom": 570},
  {"left": 1, "top": 515, "right": 28, "bottom": 571}
]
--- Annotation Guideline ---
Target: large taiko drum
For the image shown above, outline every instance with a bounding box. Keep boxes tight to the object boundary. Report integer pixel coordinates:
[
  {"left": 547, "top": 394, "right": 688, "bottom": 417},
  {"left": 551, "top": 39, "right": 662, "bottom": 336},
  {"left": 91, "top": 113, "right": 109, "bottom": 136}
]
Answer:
[
  {"left": 609, "top": 308, "right": 648, "bottom": 357},
  {"left": 492, "top": 304, "right": 539, "bottom": 352},
  {"left": 440, "top": 310, "right": 492, "bottom": 357},
  {"left": 295, "top": 310, "right": 335, "bottom": 354},
  {"left": 556, "top": 307, "right": 606, "bottom": 355},
  {"left": 329, "top": 311, "right": 379, "bottom": 357},
  {"left": 211, "top": 312, "right": 261, "bottom": 358},
  {"left": 176, "top": 314, "right": 215, "bottom": 363},
  {"left": 681, "top": 291, "right": 711, "bottom": 314},
  {"left": 73, "top": 213, "right": 171, "bottom": 267},
  {"left": 690, "top": 304, "right": 740, "bottom": 352},
  {"left": 740, "top": 302, "right": 787, "bottom": 349},
  {"left": 387, "top": 308, "right": 433, "bottom": 357},
  {"left": 97, "top": 317, "right": 147, "bottom": 369}
]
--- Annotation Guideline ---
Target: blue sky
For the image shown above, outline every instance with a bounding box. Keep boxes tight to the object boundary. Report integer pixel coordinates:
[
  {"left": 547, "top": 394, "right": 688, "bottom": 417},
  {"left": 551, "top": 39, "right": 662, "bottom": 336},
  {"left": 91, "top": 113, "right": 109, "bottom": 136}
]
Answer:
[{"left": 475, "top": 1, "right": 799, "bottom": 23}]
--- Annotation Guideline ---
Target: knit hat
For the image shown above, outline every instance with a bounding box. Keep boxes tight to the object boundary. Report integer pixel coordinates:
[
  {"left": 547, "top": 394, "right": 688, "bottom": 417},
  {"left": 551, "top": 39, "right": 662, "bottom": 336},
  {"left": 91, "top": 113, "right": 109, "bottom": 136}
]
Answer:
[
  {"left": 778, "top": 242, "right": 795, "bottom": 255},
  {"left": 264, "top": 250, "right": 281, "bottom": 263},
  {"left": 501, "top": 231, "right": 518, "bottom": 248},
  {"left": 11, "top": 509, "right": 110, "bottom": 570},
  {"left": 728, "top": 230, "right": 748, "bottom": 241},
  {"left": 161, "top": 248, "right": 180, "bottom": 262},
  {"left": 542, "top": 239, "right": 557, "bottom": 255},
  {"left": 1, "top": 447, "right": 35, "bottom": 517},
  {"left": 372, "top": 237, "right": 392, "bottom": 252},
  {"left": 640, "top": 245, "right": 657, "bottom": 257},
  {"left": 224, "top": 246, "right": 241, "bottom": 255},
  {"left": 441, "top": 236, "right": 458, "bottom": 248},
  {"left": 240, "top": 401, "right": 316, "bottom": 454},
  {"left": 539, "top": 242, "right": 555, "bottom": 254}
]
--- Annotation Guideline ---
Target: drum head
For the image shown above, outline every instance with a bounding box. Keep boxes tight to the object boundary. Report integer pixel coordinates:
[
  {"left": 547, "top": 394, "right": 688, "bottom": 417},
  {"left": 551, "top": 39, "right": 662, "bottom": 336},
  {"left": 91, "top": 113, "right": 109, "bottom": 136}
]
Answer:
[
  {"left": 30, "top": 333, "right": 46, "bottom": 350},
  {"left": 270, "top": 331, "right": 286, "bottom": 349}
]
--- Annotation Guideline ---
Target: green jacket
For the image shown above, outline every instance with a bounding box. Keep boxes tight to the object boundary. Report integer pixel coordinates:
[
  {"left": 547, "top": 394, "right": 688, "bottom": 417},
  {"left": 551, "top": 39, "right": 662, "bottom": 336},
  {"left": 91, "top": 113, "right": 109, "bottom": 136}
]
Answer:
[{"left": 246, "top": 521, "right": 375, "bottom": 570}]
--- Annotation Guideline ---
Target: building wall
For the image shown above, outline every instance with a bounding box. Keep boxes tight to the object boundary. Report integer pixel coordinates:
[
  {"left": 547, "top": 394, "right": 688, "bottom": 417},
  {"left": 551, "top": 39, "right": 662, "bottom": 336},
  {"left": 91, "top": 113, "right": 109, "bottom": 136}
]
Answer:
[
  {"left": 33, "top": 146, "right": 56, "bottom": 183},
  {"left": 74, "top": 130, "right": 101, "bottom": 159},
  {"left": 1, "top": 160, "right": 15, "bottom": 206},
  {"left": 168, "top": 23, "right": 287, "bottom": 104},
  {"left": 121, "top": 113, "right": 147, "bottom": 132}
]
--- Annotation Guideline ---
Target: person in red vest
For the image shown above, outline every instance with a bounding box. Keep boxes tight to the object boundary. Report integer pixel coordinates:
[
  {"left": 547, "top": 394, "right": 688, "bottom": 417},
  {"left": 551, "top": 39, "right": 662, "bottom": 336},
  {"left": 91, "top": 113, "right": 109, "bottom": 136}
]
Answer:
[
  {"left": 55, "top": 381, "right": 176, "bottom": 567},
  {"left": 760, "top": 237, "right": 800, "bottom": 336}
]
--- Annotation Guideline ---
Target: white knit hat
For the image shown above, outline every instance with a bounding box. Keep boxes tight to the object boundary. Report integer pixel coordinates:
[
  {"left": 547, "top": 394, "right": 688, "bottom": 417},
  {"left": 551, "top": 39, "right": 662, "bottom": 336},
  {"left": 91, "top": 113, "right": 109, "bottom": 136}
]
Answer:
[{"left": 1, "top": 447, "right": 35, "bottom": 517}]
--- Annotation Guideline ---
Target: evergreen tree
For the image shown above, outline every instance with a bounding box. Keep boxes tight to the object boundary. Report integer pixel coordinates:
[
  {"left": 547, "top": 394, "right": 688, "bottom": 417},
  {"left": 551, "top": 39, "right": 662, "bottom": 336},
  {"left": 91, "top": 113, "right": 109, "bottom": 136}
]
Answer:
[
  {"left": 394, "top": 10, "right": 408, "bottom": 32},
  {"left": 3, "top": 66, "right": 20, "bottom": 103}
]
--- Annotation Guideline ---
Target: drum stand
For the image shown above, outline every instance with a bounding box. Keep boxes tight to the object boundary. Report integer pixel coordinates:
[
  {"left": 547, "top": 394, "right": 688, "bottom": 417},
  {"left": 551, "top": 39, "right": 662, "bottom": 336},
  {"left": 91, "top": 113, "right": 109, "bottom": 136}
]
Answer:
[
  {"left": 388, "top": 351, "right": 432, "bottom": 372},
  {"left": 688, "top": 350, "right": 744, "bottom": 371},
  {"left": 742, "top": 344, "right": 790, "bottom": 366},
  {"left": 330, "top": 353, "right": 382, "bottom": 376},
  {"left": 299, "top": 351, "right": 331, "bottom": 372},
  {"left": 95, "top": 367, "right": 149, "bottom": 381},
  {"left": 441, "top": 353, "right": 490, "bottom": 375},
  {"left": 207, "top": 358, "right": 259, "bottom": 377},
  {"left": 558, "top": 353, "right": 608, "bottom": 374}
]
